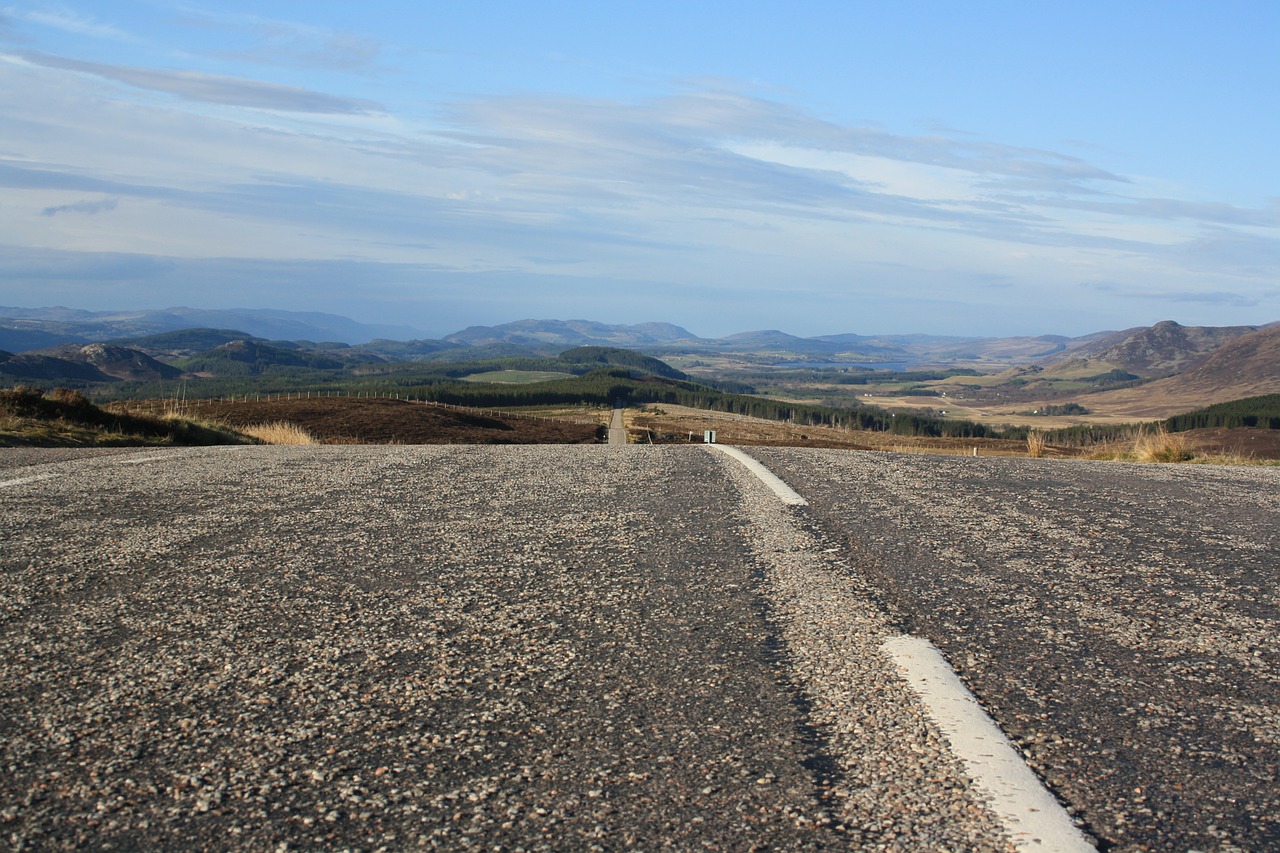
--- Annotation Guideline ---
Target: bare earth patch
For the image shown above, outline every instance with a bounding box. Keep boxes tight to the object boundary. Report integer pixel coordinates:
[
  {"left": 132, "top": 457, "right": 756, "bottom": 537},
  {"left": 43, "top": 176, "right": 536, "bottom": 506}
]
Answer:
[
  {"left": 1180, "top": 426, "right": 1280, "bottom": 461},
  {"left": 144, "top": 397, "right": 604, "bottom": 445}
]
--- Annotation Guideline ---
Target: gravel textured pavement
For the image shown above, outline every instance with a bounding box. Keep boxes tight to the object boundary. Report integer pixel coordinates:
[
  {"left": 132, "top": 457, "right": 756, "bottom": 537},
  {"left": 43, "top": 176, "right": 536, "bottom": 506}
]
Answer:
[
  {"left": 4, "top": 444, "right": 1277, "bottom": 851},
  {"left": 755, "top": 448, "right": 1280, "bottom": 852},
  {"left": 3, "top": 446, "right": 1014, "bottom": 851}
]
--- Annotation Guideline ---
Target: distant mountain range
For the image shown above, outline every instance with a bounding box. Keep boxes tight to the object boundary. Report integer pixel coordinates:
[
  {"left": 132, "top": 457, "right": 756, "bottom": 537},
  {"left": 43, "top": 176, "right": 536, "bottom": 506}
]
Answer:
[
  {"left": 441, "top": 321, "right": 1078, "bottom": 363},
  {"left": 1, "top": 308, "right": 1276, "bottom": 413},
  {"left": 443, "top": 319, "right": 696, "bottom": 348},
  {"left": 0, "top": 306, "right": 1091, "bottom": 358},
  {"left": 4, "top": 306, "right": 1272, "bottom": 365},
  {"left": 0, "top": 306, "right": 424, "bottom": 349}
]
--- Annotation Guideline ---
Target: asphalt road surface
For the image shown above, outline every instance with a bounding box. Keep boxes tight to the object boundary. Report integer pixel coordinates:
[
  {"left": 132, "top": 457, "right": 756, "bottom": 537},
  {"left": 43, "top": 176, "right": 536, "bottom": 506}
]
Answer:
[
  {"left": 608, "top": 408, "right": 626, "bottom": 446},
  {"left": 2, "top": 445, "right": 1277, "bottom": 851}
]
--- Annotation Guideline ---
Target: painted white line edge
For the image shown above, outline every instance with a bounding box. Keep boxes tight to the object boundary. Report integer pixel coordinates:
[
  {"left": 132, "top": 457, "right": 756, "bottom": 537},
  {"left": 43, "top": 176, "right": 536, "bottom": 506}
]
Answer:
[
  {"left": 704, "top": 445, "right": 807, "bottom": 506},
  {"left": 703, "top": 443, "right": 1089, "bottom": 848},
  {"left": 882, "top": 634, "right": 1095, "bottom": 852},
  {"left": 0, "top": 473, "right": 58, "bottom": 489}
]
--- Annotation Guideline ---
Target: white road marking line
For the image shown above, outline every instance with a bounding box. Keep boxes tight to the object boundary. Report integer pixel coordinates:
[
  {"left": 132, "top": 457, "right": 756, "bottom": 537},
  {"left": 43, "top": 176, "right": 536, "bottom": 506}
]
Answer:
[
  {"left": 704, "top": 444, "right": 1089, "bottom": 848},
  {"left": 883, "top": 634, "right": 1096, "bottom": 852},
  {"left": 704, "top": 445, "right": 808, "bottom": 505},
  {"left": 0, "top": 473, "right": 58, "bottom": 489}
]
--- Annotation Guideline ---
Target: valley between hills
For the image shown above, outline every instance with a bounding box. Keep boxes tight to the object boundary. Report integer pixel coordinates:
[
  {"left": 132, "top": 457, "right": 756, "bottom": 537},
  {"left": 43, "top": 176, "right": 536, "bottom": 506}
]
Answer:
[{"left": 2, "top": 308, "right": 1278, "bottom": 458}]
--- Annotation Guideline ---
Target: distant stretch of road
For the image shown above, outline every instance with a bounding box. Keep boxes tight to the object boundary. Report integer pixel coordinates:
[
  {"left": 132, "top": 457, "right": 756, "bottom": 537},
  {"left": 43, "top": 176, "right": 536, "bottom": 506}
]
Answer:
[
  {"left": 607, "top": 407, "right": 626, "bottom": 445},
  {"left": 1, "top": 445, "right": 1276, "bottom": 850}
]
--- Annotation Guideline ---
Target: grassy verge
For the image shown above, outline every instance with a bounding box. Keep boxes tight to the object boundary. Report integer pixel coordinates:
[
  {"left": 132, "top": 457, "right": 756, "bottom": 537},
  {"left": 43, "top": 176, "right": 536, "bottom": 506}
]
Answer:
[
  {"left": 1084, "top": 426, "right": 1279, "bottom": 465},
  {"left": 0, "top": 386, "right": 254, "bottom": 447},
  {"left": 238, "top": 421, "right": 318, "bottom": 445}
]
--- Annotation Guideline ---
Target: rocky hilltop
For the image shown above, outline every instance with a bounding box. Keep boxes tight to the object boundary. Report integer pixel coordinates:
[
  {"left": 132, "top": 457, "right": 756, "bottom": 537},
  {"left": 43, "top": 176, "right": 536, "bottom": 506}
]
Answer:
[
  {"left": 1, "top": 344, "right": 181, "bottom": 383},
  {"left": 1058, "top": 320, "right": 1258, "bottom": 377}
]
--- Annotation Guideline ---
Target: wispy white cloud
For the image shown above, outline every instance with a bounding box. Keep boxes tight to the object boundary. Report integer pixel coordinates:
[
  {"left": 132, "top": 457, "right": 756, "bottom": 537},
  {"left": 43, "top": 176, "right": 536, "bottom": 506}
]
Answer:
[
  {"left": 1163, "top": 291, "right": 1263, "bottom": 307},
  {"left": 1010, "top": 194, "right": 1279, "bottom": 228},
  {"left": 41, "top": 196, "right": 117, "bottom": 216},
  {"left": 2, "top": 59, "right": 1271, "bottom": 277},
  {"left": 438, "top": 89, "right": 1119, "bottom": 211},
  {"left": 1174, "top": 228, "right": 1280, "bottom": 276},
  {"left": 1081, "top": 279, "right": 1265, "bottom": 309},
  {"left": 172, "top": 8, "right": 386, "bottom": 72},
  {"left": 16, "top": 50, "right": 383, "bottom": 113},
  {"left": 427, "top": 89, "right": 1247, "bottom": 266},
  {"left": 0, "top": 243, "right": 175, "bottom": 280},
  {"left": 225, "top": 30, "right": 383, "bottom": 73},
  {"left": 1, "top": 41, "right": 1276, "bottom": 334},
  {"left": 0, "top": 4, "right": 133, "bottom": 41}
]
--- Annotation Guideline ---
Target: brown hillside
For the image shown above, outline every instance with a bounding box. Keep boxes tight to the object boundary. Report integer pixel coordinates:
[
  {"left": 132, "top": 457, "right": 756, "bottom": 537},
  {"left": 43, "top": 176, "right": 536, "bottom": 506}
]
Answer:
[
  {"left": 43, "top": 343, "right": 183, "bottom": 381},
  {"left": 0, "top": 351, "right": 114, "bottom": 383},
  {"left": 176, "top": 397, "right": 605, "bottom": 444},
  {"left": 1054, "top": 320, "right": 1257, "bottom": 377},
  {"left": 1077, "top": 325, "right": 1280, "bottom": 417},
  {"left": 1165, "top": 325, "right": 1280, "bottom": 395}
]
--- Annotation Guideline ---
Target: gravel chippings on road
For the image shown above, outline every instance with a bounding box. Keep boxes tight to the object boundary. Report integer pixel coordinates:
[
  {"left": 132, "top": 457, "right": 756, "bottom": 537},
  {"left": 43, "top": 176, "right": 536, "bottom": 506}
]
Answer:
[
  {"left": 6, "top": 444, "right": 905, "bottom": 851},
  {"left": 15, "top": 442, "right": 1270, "bottom": 850},
  {"left": 705, "top": 447, "right": 1018, "bottom": 852},
  {"left": 756, "top": 448, "right": 1280, "bottom": 852},
  {"left": 0, "top": 447, "right": 160, "bottom": 473}
]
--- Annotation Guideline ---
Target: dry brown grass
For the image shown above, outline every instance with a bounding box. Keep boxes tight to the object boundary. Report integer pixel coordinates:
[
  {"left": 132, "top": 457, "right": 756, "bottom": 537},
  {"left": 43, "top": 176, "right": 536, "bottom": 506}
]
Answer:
[
  {"left": 0, "top": 387, "right": 252, "bottom": 447},
  {"left": 1133, "top": 426, "right": 1193, "bottom": 463},
  {"left": 175, "top": 398, "right": 603, "bottom": 445},
  {"left": 240, "top": 421, "right": 318, "bottom": 445},
  {"left": 1084, "top": 440, "right": 1126, "bottom": 462},
  {"left": 1086, "top": 426, "right": 1197, "bottom": 463},
  {"left": 1180, "top": 450, "right": 1280, "bottom": 467},
  {"left": 1188, "top": 452, "right": 1254, "bottom": 466},
  {"left": 1026, "top": 430, "right": 1048, "bottom": 458}
]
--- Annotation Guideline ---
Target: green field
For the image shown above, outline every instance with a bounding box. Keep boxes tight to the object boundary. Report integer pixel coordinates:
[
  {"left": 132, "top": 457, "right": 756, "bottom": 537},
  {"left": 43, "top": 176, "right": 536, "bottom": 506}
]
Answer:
[{"left": 460, "top": 370, "right": 577, "bottom": 384}]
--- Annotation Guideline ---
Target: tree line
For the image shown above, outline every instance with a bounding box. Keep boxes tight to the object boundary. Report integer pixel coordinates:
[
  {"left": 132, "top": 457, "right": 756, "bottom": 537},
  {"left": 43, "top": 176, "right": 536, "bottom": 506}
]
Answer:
[
  {"left": 1165, "top": 394, "right": 1280, "bottom": 431},
  {"left": 416, "top": 369, "right": 1005, "bottom": 438}
]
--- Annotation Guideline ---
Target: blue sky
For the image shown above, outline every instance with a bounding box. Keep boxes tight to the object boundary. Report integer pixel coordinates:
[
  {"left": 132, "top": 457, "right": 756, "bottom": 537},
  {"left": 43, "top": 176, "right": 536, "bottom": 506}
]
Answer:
[{"left": 1, "top": 1, "right": 1277, "bottom": 338}]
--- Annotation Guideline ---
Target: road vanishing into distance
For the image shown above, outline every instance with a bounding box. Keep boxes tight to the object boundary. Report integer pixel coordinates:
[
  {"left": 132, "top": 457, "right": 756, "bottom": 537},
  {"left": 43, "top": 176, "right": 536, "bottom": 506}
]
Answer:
[{"left": 2, "top": 445, "right": 1278, "bottom": 851}]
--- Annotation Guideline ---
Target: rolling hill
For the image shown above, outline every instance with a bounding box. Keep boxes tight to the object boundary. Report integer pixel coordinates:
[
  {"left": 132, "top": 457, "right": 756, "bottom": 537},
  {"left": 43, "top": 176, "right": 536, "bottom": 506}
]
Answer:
[
  {"left": 0, "top": 351, "right": 115, "bottom": 383},
  {"left": 1, "top": 344, "right": 181, "bottom": 383},
  {"left": 0, "top": 325, "right": 86, "bottom": 353},
  {"left": 444, "top": 319, "right": 696, "bottom": 349},
  {"left": 557, "top": 346, "right": 688, "bottom": 380},
  {"left": 0, "top": 306, "right": 425, "bottom": 346},
  {"left": 178, "top": 340, "right": 348, "bottom": 376},
  {"left": 56, "top": 343, "right": 185, "bottom": 382},
  {"left": 112, "top": 328, "right": 275, "bottom": 358},
  {"left": 1055, "top": 325, "right": 1280, "bottom": 417},
  {"left": 1047, "top": 320, "right": 1259, "bottom": 377},
  {"left": 2, "top": 309, "right": 1276, "bottom": 431}
]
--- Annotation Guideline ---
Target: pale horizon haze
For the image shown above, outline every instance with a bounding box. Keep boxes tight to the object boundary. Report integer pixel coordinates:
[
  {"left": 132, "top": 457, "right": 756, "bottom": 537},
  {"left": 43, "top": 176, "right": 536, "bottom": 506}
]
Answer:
[{"left": 1, "top": 1, "right": 1277, "bottom": 339}]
